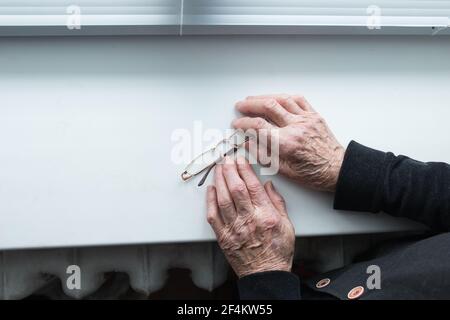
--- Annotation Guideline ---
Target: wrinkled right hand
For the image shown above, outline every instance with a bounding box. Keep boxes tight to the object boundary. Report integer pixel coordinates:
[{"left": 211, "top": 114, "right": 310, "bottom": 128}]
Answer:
[
  {"left": 207, "top": 156, "right": 295, "bottom": 278},
  {"left": 233, "top": 94, "right": 345, "bottom": 192}
]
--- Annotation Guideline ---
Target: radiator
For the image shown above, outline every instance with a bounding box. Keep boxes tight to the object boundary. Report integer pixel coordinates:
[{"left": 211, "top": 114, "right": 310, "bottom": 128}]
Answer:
[{"left": 0, "top": 235, "right": 396, "bottom": 299}]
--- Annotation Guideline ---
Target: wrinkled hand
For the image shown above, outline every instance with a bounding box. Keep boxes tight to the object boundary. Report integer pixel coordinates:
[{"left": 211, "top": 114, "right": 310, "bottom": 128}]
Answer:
[
  {"left": 207, "top": 156, "right": 295, "bottom": 278},
  {"left": 233, "top": 94, "right": 344, "bottom": 192}
]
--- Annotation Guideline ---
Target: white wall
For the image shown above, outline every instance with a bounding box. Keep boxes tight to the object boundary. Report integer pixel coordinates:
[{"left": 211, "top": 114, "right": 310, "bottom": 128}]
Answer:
[{"left": 0, "top": 35, "right": 448, "bottom": 250}]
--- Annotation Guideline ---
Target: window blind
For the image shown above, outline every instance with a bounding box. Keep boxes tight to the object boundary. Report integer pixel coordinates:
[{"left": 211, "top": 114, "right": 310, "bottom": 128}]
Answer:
[
  {"left": 1, "top": 0, "right": 449, "bottom": 36},
  {"left": 0, "top": 0, "right": 182, "bottom": 35},
  {"left": 183, "top": 0, "right": 450, "bottom": 35}
]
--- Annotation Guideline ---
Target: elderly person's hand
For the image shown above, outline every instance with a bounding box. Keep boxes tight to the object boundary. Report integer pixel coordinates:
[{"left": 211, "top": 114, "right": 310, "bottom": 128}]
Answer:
[
  {"left": 207, "top": 156, "right": 295, "bottom": 278},
  {"left": 233, "top": 94, "right": 344, "bottom": 192}
]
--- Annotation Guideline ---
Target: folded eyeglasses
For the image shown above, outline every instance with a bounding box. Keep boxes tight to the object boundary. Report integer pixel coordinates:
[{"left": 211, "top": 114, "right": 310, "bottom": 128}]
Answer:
[{"left": 181, "top": 131, "right": 250, "bottom": 187}]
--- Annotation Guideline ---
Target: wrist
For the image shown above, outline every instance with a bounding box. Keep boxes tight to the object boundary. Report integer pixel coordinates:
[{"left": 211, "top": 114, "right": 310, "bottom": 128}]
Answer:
[
  {"left": 325, "top": 146, "right": 345, "bottom": 192},
  {"left": 237, "top": 262, "right": 292, "bottom": 278}
]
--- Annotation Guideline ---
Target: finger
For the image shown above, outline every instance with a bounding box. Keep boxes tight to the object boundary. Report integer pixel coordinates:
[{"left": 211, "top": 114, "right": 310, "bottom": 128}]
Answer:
[
  {"left": 264, "top": 181, "right": 287, "bottom": 215},
  {"left": 246, "top": 94, "right": 315, "bottom": 113},
  {"left": 206, "top": 185, "right": 225, "bottom": 235},
  {"left": 232, "top": 117, "right": 274, "bottom": 141},
  {"left": 246, "top": 139, "right": 271, "bottom": 167},
  {"left": 246, "top": 94, "right": 289, "bottom": 100},
  {"left": 235, "top": 99, "right": 293, "bottom": 127},
  {"left": 235, "top": 156, "right": 270, "bottom": 206},
  {"left": 222, "top": 156, "right": 253, "bottom": 216},
  {"left": 246, "top": 94, "right": 303, "bottom": 115},
  {"left": 292, "top": 95, "right": 315, "bottom": 112},
  {"left": 278, "top": 96, "right": 304, "bottom": 115},
  {"left": 214, "top": 164, "right": 237, "bottom": 224}
]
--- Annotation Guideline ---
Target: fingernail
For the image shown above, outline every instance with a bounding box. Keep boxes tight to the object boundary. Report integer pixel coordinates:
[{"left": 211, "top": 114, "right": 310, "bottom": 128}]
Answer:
[
  {"left": 236, "top": 155, "right": 246, "bottom": 165},
  {"left": 268, "top": 180, "right": 275, "bottom": 191},
  {"left": 224, "top": 156, "right": 233, "bottom": 164}
]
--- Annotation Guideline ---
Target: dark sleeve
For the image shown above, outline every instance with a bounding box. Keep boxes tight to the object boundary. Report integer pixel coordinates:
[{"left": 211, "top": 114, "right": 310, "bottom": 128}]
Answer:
[
  {"left": 334, "top": 141, "right": 450, "bottom": 231},
  {"left": 238, "top": 271, "right": 301, "bottom": 300}
]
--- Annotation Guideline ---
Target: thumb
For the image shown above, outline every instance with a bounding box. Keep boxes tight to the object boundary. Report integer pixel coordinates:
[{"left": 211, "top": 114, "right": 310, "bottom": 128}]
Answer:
[{"left": 264, "top": 181, "right": 287, "bottom": 214}]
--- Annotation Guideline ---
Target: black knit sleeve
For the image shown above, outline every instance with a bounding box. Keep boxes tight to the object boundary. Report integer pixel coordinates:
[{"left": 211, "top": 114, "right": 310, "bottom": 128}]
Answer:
[
  {"left": 238, "top": 271, "right": 301, "bottom": 300},
  {"left": 334, "top": 141, "right": 450, "bottom": 231}
]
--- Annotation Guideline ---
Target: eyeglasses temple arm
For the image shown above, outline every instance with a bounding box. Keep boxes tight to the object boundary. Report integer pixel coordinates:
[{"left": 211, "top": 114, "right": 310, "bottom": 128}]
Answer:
[{"left": 197, "top": 163, "right": 216, "bottom": 187}]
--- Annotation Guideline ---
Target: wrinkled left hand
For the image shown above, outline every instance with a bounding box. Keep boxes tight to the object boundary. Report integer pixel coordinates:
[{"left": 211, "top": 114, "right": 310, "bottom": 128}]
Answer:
[
  {"left": 206, "top": 156, "right": 295, "bottom": 278},
  {"left": 233, "top": 94, "right": 344, "bottom": 192}
]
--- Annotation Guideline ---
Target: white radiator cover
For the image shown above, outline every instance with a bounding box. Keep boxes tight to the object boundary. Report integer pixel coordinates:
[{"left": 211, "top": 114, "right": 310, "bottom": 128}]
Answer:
[{"left": 1, "top": 35, "right": 447, "bottom": 250}]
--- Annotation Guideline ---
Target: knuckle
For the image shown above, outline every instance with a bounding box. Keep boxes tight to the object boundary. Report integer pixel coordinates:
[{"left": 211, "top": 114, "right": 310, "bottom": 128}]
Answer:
[
  {"left": 295, "top": 129, "right": 306, "bottom": 140},
  {"left": 316, "top": 116, "right": 325, "bottom": 125},
  {"left": 233, "top": 227, "right": 249, "bottom": 240},
  {"left": 227, "top": 233, "right": 241, "bottom": 245},
  {"left": 276, "top": 94, "right": 290, "bottom": 103},
  {"left": 248, "top": 186, "right": 265, "bottom": 199},
  {"left": 236, "top": 157, "right": 248, "bottom": 168},
  {"left": 233, "top": 219, "right": 255, "bottom": 238},
  {"left": 263, "top": 215, "right": 281, "bottom": 228},
  {"left": 247, "top": 181, "right": 263, "bottom": 192},
  {"left": 263, "top": 99, "right": 278, "bottom": 111},
  {"left": 229, "top": 182, "right": 247, "bottom": 195},
  {"left": 254, "top": 117, "right": 267, "bottom": 129},
  {"left": 217, "top": 199, "right": 234, "bottom": 210},
  {"left": 286, "top": 97, "right": 296, "bottom": 105},
  {"left": 304, "top": 122, "right": 313, "bottom": 130},
  {"left": 206, "top": 213, "right": 215, "bottom": 225},
  {"left": 310, "top": 115, "right": 324, "bottom": 127},
  {"left": 222, "top": 163, "right": 237, "bottom": 174},
  {"left": 276, "top": 197, "right": 286, "bottom": 207},
  {"left": 222, "top": 163, "right": 233, "bottom": 173}
]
